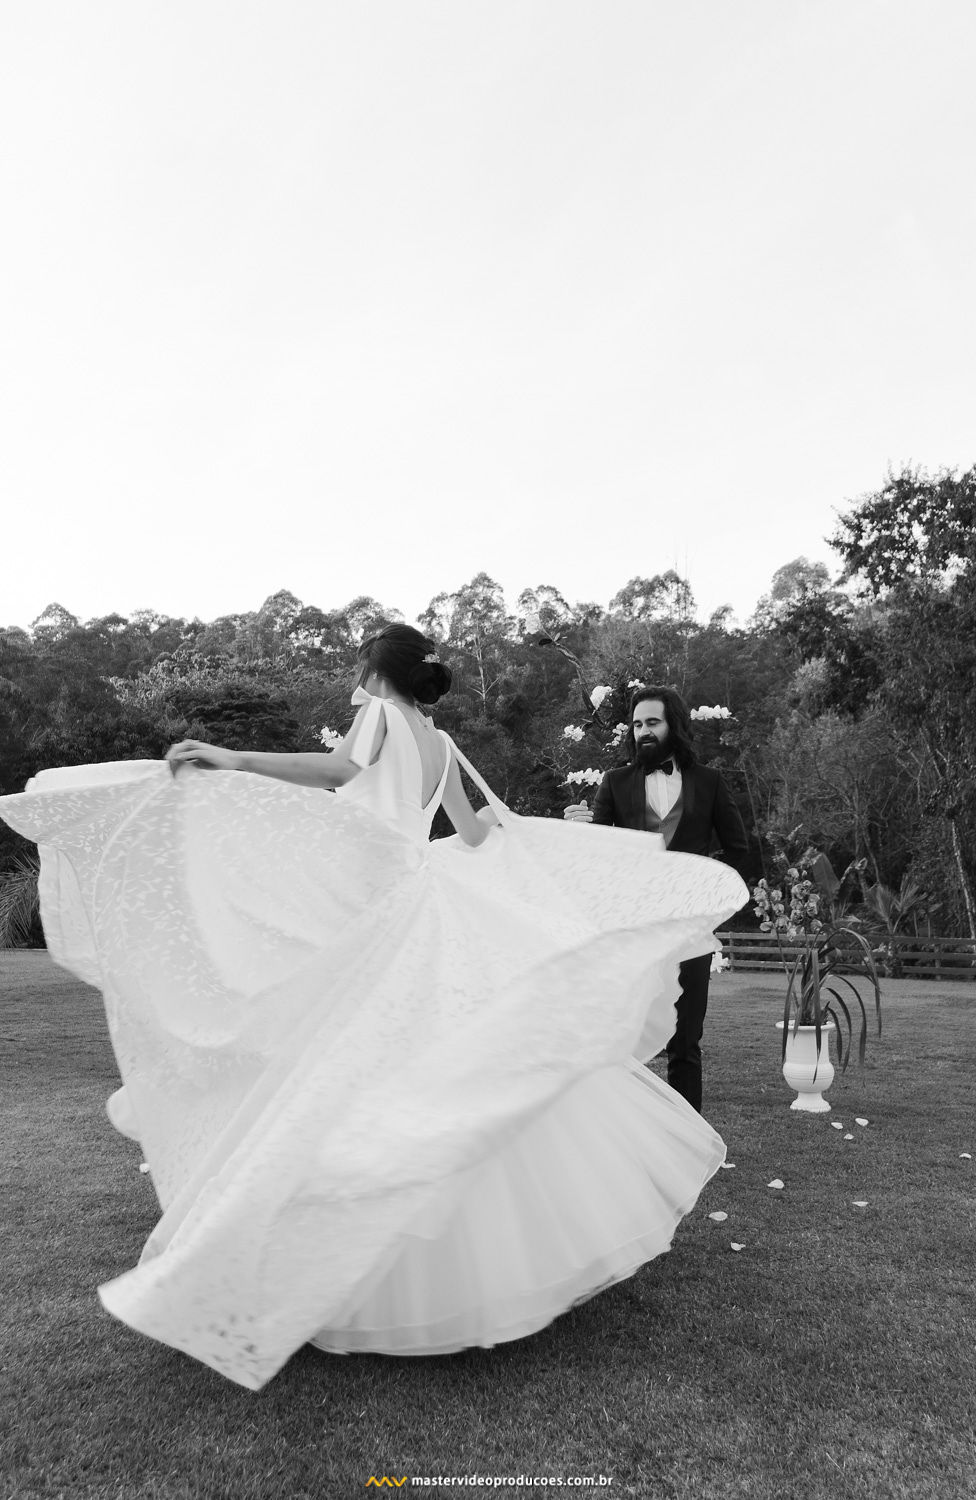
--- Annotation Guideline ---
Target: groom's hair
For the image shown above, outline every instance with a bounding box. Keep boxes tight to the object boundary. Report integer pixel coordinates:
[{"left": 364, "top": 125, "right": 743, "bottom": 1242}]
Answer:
[{"left": 622, "top": 684, "right": 697, "bottom": 769}]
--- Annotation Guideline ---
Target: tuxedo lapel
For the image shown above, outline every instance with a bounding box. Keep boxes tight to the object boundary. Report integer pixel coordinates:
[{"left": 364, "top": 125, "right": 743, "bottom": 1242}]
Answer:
[
  {"left": 630, "top": 764, "right": 647, "bottom": 831},
  {"left": 671, "top": 766, "right": 696, "bottom": 844}
]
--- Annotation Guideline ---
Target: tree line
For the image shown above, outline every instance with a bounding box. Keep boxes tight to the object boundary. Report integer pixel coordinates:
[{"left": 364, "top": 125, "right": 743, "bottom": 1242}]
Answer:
[{"left": 1, "top": 466, "right": 974, "bottom": 942}]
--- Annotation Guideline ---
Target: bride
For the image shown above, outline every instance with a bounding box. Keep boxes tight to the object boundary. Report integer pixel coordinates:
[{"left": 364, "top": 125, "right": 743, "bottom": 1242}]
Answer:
[{"left": 0, "top": 623, "right": 747, "bottom": 1390}]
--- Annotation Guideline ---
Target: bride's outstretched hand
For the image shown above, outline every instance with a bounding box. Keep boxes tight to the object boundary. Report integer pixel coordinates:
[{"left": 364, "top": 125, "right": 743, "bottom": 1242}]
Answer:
[{"left": 166, "top": 739, "right": 240, "bottom": 776}]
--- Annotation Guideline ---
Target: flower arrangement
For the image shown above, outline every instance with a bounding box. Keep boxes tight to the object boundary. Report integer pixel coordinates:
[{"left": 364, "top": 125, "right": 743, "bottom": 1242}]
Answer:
[
  {"left": 564, "top": 768, "right": 605, "bottom": 790},
  {"left": 690, "top": 704, "right": 731, "bottom": 721},
  {"left": 319, "top": 727, "right": 343, "bottom": 751},
  {"left": 755, "top": 854, "right": 882, "bottom": 1075}
]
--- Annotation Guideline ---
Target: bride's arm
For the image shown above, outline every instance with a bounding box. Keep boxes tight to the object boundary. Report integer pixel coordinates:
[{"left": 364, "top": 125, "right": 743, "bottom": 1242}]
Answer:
[
  {"left": 440, "top": 756, "right": 500, "bottom": 847},
  {"left": 166, "top": 707, "right": 383, "bottom": 790}
]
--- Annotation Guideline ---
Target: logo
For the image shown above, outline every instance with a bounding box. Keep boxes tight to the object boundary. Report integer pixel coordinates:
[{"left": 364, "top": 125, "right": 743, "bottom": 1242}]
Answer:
[{"left": 365, "top": 1480, "right": 407, "bottom": 1489}]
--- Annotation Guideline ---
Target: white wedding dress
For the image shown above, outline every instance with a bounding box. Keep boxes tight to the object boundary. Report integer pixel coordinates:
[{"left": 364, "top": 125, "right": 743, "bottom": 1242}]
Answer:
[{"left": 0, "top": 693, "right": 747, "bottom": 1390}]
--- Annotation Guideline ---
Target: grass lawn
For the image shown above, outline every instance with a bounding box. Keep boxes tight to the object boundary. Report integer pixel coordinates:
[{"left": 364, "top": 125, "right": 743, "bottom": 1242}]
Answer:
[{"left": 1, "top": 952, "right": 974, "bottom": 1500}]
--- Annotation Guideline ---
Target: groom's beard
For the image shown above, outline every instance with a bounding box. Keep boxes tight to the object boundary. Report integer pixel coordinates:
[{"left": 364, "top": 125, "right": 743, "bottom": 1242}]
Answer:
[{"left": 636, "top": 736, "right": 672, "bottom": 772}]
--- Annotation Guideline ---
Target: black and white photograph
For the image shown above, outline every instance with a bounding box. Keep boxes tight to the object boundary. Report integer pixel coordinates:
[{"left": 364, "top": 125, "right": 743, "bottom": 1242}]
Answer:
[{"left": 1, "top": 3, "right": 974, "bottom": 1497}]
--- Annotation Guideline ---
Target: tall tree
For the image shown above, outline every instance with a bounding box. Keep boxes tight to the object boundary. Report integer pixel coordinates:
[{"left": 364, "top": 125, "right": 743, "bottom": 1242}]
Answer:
[
  {"left": 829, "top": 465, "right": 976, "bottom": 936},
  {"left": 419, "top": 573, "right": 511, "bottom": 718}
]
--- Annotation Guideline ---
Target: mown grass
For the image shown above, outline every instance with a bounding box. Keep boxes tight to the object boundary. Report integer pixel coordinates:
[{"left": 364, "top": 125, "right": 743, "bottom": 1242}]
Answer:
[{"left": 1, "top": 952, "right": 974, "bottom": 1500}]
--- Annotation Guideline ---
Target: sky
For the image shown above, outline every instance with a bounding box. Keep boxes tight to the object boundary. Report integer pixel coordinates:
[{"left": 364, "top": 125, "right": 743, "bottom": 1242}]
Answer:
[{"left": 2, "top": 1, "right": 974, "bottom": 634}]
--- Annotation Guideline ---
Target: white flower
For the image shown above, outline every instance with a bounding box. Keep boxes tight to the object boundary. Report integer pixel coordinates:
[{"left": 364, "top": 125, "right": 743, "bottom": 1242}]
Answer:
[
  {"left": 590, "top": 684, "right": 611, "bottom": 709},
  {"left": 565, "top": 768, "right": 604, "bottom": 788},
  {"left": 627, "top": 678, "right": 643, "bottom": 688},
  {"left": 562, "top": 725, "right": 585, "bottom": 742},
  {"left": 319, "top": 727, "right": 343, "bottom": 750},
  {"left": 609, "top": 722, "right": 628, "bottom": 747}
]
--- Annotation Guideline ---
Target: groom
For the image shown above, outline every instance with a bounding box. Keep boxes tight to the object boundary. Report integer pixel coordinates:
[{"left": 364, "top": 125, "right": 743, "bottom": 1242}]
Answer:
[{"left": 564, "top": 685, "right": 749, "bottom": 1112}]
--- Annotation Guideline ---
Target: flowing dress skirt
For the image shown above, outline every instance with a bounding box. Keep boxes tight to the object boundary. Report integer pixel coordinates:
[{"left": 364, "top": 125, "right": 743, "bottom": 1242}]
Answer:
[{"left": 0, "top": 761, "right": 746, "bottom": 1388}]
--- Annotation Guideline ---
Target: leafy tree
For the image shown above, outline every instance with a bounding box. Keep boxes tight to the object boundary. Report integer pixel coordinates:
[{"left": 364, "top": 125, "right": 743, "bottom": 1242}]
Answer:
[
  {"left": 774, "top": 594, "right": 884, "bottom": 716},
  {"left": 829, "top": 464, "right": 976, "bottom": 936},
  {"left": 609, "top": 571, "right": 695, "bottom": 622},
  {"left": 830, "top": 464, "right": 976, "bottom": 591},
  {"left": 29, "top": 602, "right": 79, "bottom": 640},
  {"left": 419, "top": 573, "right": 512, "bottom": 719},
  {"left": 174, "top": 689, "right": 304, "bottom": 753},
  {"left": 770, "top": 556, "right": 833, "bottom": 605}
]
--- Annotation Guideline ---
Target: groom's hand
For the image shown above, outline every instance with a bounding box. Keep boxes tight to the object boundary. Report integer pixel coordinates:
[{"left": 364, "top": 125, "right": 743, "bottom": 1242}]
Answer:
[{"left": 563, "top": 801, "right": 593, "bottom": 823}]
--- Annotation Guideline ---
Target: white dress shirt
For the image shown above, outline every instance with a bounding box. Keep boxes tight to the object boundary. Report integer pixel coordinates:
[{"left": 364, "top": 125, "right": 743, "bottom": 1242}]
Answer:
[{"left": 644, "top": 761, "right": 682, "bottom": 820}]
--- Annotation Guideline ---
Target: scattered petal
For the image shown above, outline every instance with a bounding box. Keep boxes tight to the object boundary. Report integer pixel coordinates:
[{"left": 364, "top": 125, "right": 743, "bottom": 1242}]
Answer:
[
  {"left": 960, "top": 1152, "right": 972, "bottom": 1160},
  {"left": 708, "top": 1211, "right": 728, "bottom": 1222},
  {"left": 830, "top": 1122, "right": 844, "bottom": 1130},
  {"left": 138, "top": 1162, "right": 150, "bottom": 1174},
  {"left": 767, "top": 1179, "right": 784, "bottom": 1190},
  {"left": 843, "top": 1133, "right": 854, "bottom": 1140},
  {"left": 852, "top": 1200, "right": 869, "bottom": 1208},
  {"left": 855, "top": 1117, "right": 869, "bottom": 1127},
  {"left": 730, "top": 1242, "right": 746, "bottom": 1252},
  {"left": 719, "top": 1162, "right": 736, "bottom": 1170}
]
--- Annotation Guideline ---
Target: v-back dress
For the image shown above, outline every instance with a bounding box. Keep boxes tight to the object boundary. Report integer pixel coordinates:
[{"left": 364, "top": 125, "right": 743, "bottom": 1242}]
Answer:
[{"left": 0, "top": 692, "right": 747, "bottom": 1389}]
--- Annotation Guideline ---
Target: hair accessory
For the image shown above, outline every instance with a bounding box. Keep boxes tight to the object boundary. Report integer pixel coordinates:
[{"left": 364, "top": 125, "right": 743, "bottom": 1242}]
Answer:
[{"left": 423, "top": 652, "right": 439, "bottom": 664}]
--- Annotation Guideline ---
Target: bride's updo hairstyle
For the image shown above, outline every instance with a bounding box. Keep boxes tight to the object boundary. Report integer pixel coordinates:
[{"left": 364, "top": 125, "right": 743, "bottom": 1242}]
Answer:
[{"left": 357, "top": 623, "right": 453, "bottom": 706}]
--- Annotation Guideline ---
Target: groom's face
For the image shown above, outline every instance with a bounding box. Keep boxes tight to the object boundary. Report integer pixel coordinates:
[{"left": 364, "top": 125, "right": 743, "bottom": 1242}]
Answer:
[{"left": 632, "top": 699, "right": 670, "bottom": 757}]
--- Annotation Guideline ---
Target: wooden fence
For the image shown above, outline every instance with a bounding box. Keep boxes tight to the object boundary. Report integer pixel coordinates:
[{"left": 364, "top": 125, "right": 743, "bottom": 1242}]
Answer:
[{"left": 716, "top": 931, "right": 976, "bottom": 982}]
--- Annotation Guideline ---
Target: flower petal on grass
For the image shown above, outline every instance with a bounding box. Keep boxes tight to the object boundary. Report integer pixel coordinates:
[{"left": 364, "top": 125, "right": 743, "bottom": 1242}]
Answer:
[
  {"left": 719, "top": 1162, "right": 736, "bottom": 1169},
  {"left": 767, "top": 1179, "right": 784, "bottom": 1190},
  {"left": 843, "top": 1133, "right": 854, "bottom": 1140},
  {"left": 855, "top": 1117, "right": 869, "bottom": 1127},
  {"left": 138, "top": 1162, "right": 150, "bottom": 1174},
  {"left": 960, "top": 1152, "right": 972, "bottom": 1160},
  {"left": 730, "top": 1243, "right": 745, "bottom": 1252},
  {"left": 708, "top": 1211, "right": 728, "bottom": 1222},
  {"left": 852, "top": 1200, "right": 869, "bottom": 1208},
  {"left": 831, "top": 1122, "right": 844, "bottom": 1130}
]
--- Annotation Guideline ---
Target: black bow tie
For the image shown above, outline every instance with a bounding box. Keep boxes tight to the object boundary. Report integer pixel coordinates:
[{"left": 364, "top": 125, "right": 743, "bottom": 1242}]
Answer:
[{"left": 658, "top": 759, "right": 675, "bottom": 776}]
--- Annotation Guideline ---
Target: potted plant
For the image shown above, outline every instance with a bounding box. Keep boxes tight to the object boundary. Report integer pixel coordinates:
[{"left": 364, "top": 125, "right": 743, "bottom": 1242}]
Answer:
[{"left": 754, "top": 851, "right": 882, "bottom": 1112}]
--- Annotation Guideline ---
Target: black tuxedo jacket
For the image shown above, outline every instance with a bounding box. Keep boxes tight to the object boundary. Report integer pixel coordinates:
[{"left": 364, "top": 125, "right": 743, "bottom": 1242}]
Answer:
[{"left": 591, "top": 760, "right": 750, "bottom": 877}]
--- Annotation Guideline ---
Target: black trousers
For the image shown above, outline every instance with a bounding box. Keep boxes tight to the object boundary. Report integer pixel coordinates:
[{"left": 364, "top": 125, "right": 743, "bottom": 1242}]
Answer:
[{"left": 664, "top": 953, "right": 711, "bottom": 1113}]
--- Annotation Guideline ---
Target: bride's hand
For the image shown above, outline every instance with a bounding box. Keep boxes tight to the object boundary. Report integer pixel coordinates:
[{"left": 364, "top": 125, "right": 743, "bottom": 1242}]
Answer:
[{"left": 166, "top": 739, "right": 240, "bottom": 775}]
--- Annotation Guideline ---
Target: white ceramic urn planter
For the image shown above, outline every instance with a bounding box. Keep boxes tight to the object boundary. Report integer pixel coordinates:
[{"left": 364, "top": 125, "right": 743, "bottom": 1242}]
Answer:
[{"left": 776, "top": 1020, "right": 835, "bottom": 1112}]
